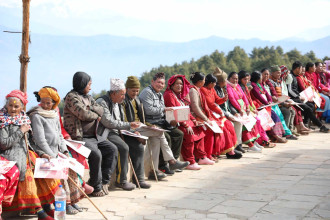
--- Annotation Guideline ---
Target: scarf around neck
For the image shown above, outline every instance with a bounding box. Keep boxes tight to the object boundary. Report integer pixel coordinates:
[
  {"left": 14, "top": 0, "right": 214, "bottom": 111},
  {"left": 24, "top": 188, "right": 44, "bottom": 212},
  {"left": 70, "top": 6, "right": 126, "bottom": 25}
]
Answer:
[{"left": 0, "top": 107, "right": 31, "bottom": 129}]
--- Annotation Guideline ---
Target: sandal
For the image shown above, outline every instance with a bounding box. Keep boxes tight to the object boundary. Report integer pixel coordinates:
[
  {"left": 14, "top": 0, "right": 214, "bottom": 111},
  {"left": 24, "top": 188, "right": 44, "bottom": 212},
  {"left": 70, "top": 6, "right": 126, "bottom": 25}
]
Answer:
[
  {"left": 71, "top": 204, "right": 83, "bottom": 212},
  {"left": 66, "top": 205, "right": 79, "bottom": 215},
  {"left": 91, "top": 190, "right": 105, "bottom": 197},
  {"left": 261, "top": 141, "right": 276, "bottom": 148}
]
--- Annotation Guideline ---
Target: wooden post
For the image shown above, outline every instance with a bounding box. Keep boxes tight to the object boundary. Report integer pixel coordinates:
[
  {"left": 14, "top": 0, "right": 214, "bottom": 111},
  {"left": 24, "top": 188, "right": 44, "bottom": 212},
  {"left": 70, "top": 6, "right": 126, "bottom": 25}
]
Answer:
[{"left": 19, "top": 0, "right": 31, "bottom": 94}]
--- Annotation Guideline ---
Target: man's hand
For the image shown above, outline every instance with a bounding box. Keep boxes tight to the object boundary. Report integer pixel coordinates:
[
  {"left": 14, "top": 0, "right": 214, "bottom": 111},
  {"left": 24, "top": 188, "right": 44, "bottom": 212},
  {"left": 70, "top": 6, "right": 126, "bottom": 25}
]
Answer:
[
  {"left": 186, "top": 126, "right": 194, "bottom": 135},
  {"left": 169, "top": 120, "right": 178, "bottom": 126},
  {"left": 130, "top": 122, "right": 140, "bottom": 129}
]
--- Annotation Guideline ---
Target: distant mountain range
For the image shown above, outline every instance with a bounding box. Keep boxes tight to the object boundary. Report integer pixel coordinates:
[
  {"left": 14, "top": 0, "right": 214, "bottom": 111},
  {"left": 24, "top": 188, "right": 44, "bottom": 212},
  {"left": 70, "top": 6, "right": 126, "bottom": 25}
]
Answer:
[{"left": 0, "top": 25, "right": 329, "bottom": 108}]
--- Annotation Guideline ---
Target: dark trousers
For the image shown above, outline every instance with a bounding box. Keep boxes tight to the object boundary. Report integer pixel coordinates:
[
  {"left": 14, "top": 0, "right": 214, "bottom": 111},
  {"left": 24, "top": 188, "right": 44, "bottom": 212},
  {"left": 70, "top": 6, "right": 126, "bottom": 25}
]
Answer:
[
  {"left": 301, "top": 102, "right": 322, "bottom": 127},
  {"left": 83, "top": 138, "right": 118, "bottom": 192},
  {"left": 108, "top": 133, "right": 145, "bottom": 183},
  {"left": 157, "top": 126, "right": 183, "bottom": 168}
]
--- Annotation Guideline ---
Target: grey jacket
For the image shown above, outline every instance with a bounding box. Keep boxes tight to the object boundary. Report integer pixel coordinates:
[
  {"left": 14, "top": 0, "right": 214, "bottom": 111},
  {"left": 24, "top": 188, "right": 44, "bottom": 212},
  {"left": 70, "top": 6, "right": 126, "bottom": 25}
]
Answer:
[
  {"left": 139, "top": 85, "right": 165, "bottom": 124},
  {"left": 30, "top": 112, "right": 68, "bottom": 158},
  {"left": 96, "top": 92, "right": 130, "bottom": 140},
  {"left": 0, "top": 124, "right": 28, "bottom": 181}
]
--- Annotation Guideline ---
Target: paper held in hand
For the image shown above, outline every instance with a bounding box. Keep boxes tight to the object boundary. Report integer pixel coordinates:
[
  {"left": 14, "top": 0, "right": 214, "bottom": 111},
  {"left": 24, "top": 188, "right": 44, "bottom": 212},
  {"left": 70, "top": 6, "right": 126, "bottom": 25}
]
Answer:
[
  {"left": 165, "top": 106, "right": 190, "bottom": 123},
  {"left": 65, "top": 140, "right": 91, "bottom": 158},
  {"left": 0, "top": 161, "right": 16, "bottom": 179},
  {"left": 205, "top": 121, "right": 223, "bottom": 133},
  {"left": 34, "top": 158, "right": 69, "bottom": 179},
  {"left": 299, "top": 86, "right": 314, "bottom": 103},
  {"left": 137, "top": 123, "right": 169, "bottom": 132},
  {"left": 233, "top": 114, "right": 257, "bottom": 131},
  {"left": 58, "top": 152, "right": 85, "bottom": 177},
  {"left": 121, "top": 130, "right": 149, "bottom": 139},
  {"left": 277, "top": 95, "right": 290, "bottom": 103},
  {"left": 312, "top": 90, "right": 322, "bottom": 108},
  {"left": 257, "top": 108, "right": 275, "bottom": 131}
]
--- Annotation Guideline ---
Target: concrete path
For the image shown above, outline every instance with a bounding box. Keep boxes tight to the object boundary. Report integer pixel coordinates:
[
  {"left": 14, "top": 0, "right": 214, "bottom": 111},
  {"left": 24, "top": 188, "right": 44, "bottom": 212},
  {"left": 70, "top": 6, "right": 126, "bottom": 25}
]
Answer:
[{"left": 6, "top": 131, "right": 330, "bottom": 220}]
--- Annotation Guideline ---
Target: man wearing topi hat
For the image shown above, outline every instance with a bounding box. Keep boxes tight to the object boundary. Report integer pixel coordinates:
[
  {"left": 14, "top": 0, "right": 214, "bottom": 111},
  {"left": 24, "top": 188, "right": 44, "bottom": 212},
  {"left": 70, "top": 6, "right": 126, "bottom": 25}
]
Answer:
[
  {"left": 96, "top": 78, "right": 150, "bottom": 191},
  {"left": 123, "top": 76, "right": 189, "bottom": 180}
]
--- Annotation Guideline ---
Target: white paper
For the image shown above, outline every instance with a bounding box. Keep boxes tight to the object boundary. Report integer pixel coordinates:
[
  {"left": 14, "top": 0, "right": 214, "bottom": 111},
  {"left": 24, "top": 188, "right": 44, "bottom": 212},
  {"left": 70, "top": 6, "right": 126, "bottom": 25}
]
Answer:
[
  {"left": 257, "top": 108, "right": 275, "bottom": 131},
  {"left": 0, "top": 161, "right": 16, "bottom": 174},
  {"left": 205, "top": 121, "right": 223, "bottom": 133},
  {"left": 58, "top": 152, "right": 85, "bottom": 177},
  {"left": 277, "top": 95, "right": 290, "bottom": 103},
  {"left": 137, "top": 124, "right": 169, "bottom": 132},
  {"left": 65, "top": 140, "right": 91, "bottom": 158},
  {"left": 299, "top": 86, "right": 314, "bottom": 103},
  {"left": 0, "top": 174, "right": 5, "bottom": 180},
  {"left": 165, "top": 106, "right": 190, "bottom": 123},
  {"left": 312, "top": 91, "right": 322, "bottom": 108},
  {"left": 34, "top": 158, "right": 69, "bottom": 180},
  {"left": 257, "top": 102, "right": 278, "bottom": 109},
  {"left": 121, "top": 130, "right": 149, "bottom": 139}
]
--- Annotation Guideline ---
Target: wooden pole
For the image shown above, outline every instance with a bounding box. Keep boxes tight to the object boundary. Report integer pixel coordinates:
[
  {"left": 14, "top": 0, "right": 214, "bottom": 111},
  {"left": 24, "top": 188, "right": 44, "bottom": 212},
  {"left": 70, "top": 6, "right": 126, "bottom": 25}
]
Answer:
[{"left": 20, "top": 0, "right": 31, "bottom": 94}]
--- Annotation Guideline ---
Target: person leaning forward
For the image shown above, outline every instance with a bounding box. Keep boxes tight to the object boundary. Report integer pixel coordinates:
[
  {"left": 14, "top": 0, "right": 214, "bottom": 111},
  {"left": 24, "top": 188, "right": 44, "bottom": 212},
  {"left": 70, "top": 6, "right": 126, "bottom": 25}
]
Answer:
[
  {"left": 139, "top": 72, "right": 187, "bottom": 175},
  {"left": 96, "top": 78, "right": 150, "bottom": 190},
  {"left": 123, "top": 76, "right": 189, "bottom": 180},
  {"left": 63, "top": 71, "right": 118, "bottom": 197}
]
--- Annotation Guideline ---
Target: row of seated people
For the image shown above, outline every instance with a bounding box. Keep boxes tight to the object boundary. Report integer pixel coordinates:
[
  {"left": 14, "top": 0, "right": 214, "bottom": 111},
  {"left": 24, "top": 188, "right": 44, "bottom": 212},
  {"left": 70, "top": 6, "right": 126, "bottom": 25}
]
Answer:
[{"left": 1, "top": 61, "right": 329, "bottom": 219}]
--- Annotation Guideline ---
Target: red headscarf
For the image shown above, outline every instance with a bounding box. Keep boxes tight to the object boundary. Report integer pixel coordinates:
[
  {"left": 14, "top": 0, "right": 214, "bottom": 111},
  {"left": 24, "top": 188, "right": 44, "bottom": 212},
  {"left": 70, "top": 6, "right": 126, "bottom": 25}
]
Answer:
[
  {"left": 166, "top": 75, "right": 191, "bottom": 102},
  {"left": 5, "top": 90, "right": 28, "bottom": 106}
]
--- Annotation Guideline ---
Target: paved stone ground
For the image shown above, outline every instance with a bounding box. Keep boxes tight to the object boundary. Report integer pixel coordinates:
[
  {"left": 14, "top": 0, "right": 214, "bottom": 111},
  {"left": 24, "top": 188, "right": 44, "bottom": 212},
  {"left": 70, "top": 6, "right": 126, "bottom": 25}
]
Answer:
[{"left": 5, "top": 131, "right": 330, "bottom": 220}]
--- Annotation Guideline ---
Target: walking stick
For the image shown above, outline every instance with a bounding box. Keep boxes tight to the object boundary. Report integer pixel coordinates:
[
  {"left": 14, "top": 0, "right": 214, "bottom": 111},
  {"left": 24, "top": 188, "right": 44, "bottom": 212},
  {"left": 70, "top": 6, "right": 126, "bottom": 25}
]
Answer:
[
  {"left": 67, "top": 176, "right": 108, "bottom": 220},
  {"left": 119, "top": 132, "right": 141, "bottom": 189},
  {"left": 24, "top": 133, "right": 32, "bottom": 169},
  {"left": 141, "top": 104, "right": 158, "bottom": 182}
]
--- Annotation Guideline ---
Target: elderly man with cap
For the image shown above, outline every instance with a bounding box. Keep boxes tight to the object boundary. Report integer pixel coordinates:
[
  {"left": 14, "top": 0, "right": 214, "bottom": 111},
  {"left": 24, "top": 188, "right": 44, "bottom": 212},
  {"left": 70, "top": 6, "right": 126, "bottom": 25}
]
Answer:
[
  {"left": 64, "top": 71, "right": 118, "bottom": 197},
  {"left": 139, "top": 72, "right": 186, "bottom": 175},
  {"left": 123, "top": 76, "right": 189, "bottom": 180},
  {"left": 96, "top": 78, "right": 150, "bottom": 190},
  {"left": 268, "top": 65, "right": 298, "bottom": 139}
]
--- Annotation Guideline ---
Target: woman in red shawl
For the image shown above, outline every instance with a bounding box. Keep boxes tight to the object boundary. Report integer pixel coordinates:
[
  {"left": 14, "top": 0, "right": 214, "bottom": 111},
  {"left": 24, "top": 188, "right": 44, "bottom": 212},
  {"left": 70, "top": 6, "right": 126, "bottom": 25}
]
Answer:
[
  {"left": 164, "top": 75, "right": 214, "bottom": 170},
  {"left": 200, "top": 74, "right": 242, "bottom": 159},
  {"left": 189, "top": 72, "right": 242, "bottom": 160}
]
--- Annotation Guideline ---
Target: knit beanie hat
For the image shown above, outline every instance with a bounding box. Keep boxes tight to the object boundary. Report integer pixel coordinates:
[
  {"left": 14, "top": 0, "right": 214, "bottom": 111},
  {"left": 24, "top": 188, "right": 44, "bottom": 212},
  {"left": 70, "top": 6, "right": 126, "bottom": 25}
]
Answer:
[
  {"left": 270, "top": 65, "right": 281, "bottom": 73},
  {"left": 125, "top": 76, "right": 140, "bottom": 88}
]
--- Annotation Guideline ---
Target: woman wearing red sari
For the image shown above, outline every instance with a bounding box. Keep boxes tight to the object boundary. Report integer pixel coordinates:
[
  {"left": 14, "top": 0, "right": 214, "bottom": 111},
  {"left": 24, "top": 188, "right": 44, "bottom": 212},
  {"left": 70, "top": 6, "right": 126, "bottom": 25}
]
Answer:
[
  {"left": 200, "top": 74, "right": 241, "bottom": 159},
  {"left": 164, "top": 75, "right": 214, "bottom": 170},
  {"left": 189, "top": 72, "right": 241, "bottom": 160}
]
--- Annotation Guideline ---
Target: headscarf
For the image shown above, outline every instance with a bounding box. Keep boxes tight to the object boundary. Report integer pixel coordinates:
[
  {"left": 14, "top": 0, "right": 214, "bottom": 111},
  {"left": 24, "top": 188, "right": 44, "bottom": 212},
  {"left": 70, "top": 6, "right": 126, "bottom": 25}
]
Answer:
[
  {"left": 1, "top": 90, "right": 31, "bottom": 129},
  {"left": 73, "top": 71, "right": 91, "bottom": 94},
  {"left": 37, "top": 87, "right": 61, "bottom": 109},
  {"left": 166, "top": 74, "right": 191, "bottom": 101},
  {"left": 5, "top": 90, "right": 28, "bottom": 106},
  {"left": 280, "top": 65, "right": 289, "bottom": 80}
]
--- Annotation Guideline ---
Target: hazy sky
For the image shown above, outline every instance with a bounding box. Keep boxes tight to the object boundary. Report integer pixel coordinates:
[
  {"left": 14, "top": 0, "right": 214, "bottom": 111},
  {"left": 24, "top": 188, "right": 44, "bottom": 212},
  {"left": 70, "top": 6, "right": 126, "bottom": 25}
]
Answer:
[{"left": 1, "top": 0, "right": 330, "bottom": 42}]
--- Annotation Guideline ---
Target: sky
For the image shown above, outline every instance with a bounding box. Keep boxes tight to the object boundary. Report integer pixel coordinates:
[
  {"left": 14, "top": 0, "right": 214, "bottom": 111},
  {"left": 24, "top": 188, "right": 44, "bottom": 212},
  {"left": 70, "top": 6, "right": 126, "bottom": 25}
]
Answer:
[{"left": 0, "top": 0, "right": 330, "bottom": 42}]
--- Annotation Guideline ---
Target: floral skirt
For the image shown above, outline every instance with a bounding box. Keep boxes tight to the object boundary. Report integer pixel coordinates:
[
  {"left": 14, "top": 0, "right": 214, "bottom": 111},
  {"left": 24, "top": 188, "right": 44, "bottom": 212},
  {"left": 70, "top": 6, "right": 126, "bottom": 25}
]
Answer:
[{"left": 3, "top": 151, "right": 60, "bottom": 212}]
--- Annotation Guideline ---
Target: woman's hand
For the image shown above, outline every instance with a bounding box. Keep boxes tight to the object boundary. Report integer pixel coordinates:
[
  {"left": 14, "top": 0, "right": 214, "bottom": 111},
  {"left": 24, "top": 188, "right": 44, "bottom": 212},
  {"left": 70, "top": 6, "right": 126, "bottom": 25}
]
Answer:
[
  {"left": 186, "top": 126, "right": 194, "bottom": 135},
  {"left": 272, "top": 96, "right": 278, "bottom": 102},
  {"left": 195, "top": 121, "right": 204, "bottom": 126},
  {"left": 239, "top": 110, "right": 244, "bottom": 116},
  {"left": 41, "top": 154, "right": 51, "bottom": 161},
  {"left": 20, "top": 124, "right": 30, "bottom": 133},
  {"left": 165, "top": 107, "right": 174, "bottom": 112}
]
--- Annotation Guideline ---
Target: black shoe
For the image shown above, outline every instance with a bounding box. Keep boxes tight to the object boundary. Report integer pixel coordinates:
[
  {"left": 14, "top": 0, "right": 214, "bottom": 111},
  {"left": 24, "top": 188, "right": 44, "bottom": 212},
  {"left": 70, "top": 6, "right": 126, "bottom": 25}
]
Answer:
[
  {"left": 133, "top": 180, "right": 151, "bottom": 189},
  {"left": 115, "top": 182, "right": 136, "bottom": 191},
  {"left": 160, "top": 165, "right": 175, "bottom": 175},
  {"left": 226, "top": 152, "right": 243, "bottom": 159},
  {"left": 148, "top": 170, "right": 167, "bottom": 180},
  {"left": 169, "top": 160, "right": 190, "bottom": 171},
  {"left": 286, "top": 135, "right": 298, "bottom": 140},
  {"left": 235, "top": 144, "right": 245, "bottom": 153},
  {"left": 320, "top": 125, "right": 329, "bottom": 133},
  {"left": 234, "top": 149, "right": 242, "bottom": 155}
]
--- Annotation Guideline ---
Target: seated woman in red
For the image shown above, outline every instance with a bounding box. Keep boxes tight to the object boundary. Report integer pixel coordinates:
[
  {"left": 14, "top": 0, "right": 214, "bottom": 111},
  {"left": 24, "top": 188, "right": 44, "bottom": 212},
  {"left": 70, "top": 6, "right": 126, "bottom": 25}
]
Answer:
[
  {"left": 164, "top": 74, "right": 214, "bottom": 170},
  {"left": 200, "top": 74, "right": 241, "bottom": 159},
  {"left": 0, "top": 156, "right": 20, "bottom": 220}
]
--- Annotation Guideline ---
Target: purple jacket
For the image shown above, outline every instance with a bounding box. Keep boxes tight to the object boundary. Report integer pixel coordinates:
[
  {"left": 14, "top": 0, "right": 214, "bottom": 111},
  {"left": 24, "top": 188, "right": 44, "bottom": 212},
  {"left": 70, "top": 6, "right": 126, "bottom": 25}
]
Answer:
[{"left": 251, "top": 82, "right": 272, "bottom": 105}]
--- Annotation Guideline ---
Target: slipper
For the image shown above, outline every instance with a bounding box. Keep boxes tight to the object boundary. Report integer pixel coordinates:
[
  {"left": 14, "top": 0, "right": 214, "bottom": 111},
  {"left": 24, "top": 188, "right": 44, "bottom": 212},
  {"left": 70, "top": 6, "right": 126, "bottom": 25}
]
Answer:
[
  {"left": 71, "top": 204, "right": 83, "bottom": 212},
  {"left": 66, "top": 205, "right": 79, "bottom": 215},
  {"left": 91, "top": 190, "right": 105, "bottom": 197}
]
